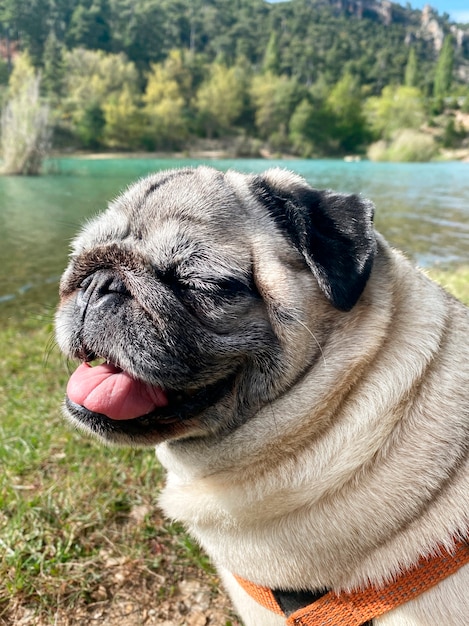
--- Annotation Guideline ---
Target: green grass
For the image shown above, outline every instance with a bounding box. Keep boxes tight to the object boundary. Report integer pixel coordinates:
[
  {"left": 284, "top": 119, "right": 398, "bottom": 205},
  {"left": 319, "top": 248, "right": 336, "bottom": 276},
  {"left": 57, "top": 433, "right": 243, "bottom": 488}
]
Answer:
[
  {"left": 427, "top": 265, "right": 469, "bottom": 305},
  {"left": 0, "top": 311, "right": 223, "bottom": 624},
  {"left": 1, "top": 267, "right": 467, "bottom": 623}
]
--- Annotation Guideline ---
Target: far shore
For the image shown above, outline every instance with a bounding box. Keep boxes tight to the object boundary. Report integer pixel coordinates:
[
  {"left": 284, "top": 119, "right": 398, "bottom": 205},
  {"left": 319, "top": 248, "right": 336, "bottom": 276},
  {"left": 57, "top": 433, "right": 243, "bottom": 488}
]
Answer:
[
  {"left": 51, "top": 143, "right": 469, "bottom": 163},
  {"left": 3, "top": 145, "right": 469, "bottom": 178}
]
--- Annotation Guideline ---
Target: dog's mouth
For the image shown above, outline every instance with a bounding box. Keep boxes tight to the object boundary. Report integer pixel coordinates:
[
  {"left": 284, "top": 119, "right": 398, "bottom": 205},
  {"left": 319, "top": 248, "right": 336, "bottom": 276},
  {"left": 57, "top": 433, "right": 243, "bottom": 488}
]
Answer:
[
  {"left": 67, "top": 361, "right": 171, "bottom": 420},
  {"left": 65, "top": 359, "right": 235, "bottom": 443}
]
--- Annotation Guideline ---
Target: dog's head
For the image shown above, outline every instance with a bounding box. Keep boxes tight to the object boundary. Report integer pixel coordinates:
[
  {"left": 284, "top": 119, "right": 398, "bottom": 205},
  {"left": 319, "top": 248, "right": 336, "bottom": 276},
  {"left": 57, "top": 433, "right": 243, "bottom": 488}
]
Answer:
[{"left": 56, "top": 167, "right": 376, "bottom": 445}]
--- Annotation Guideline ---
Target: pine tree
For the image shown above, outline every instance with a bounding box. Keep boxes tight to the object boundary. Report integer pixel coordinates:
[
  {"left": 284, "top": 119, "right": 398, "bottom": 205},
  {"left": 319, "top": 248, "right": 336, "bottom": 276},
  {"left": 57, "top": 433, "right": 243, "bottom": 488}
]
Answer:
[
  {"left": 42, "top": 32, "right": 66, "bottom": 100},
  {"left": 433, "top": 36, "right": 454, "bottom": 101},
  {"left": 404, "top": 47, "right": 418, "bottom": 88},
  {"left": 262, "top": 31, "right": 281, "bottom": 75}
]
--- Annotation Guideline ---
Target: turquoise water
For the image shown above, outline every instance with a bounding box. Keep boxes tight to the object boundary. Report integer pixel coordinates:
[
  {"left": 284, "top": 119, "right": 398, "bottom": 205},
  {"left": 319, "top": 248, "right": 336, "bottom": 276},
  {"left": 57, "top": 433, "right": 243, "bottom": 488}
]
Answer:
[{"left": 1, "top": 157, "right": 468, "bottom": 323}]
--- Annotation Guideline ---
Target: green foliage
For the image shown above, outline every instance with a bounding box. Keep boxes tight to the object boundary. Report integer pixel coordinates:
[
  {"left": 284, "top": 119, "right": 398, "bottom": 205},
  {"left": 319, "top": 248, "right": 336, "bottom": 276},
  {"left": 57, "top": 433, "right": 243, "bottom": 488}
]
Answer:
[
  {"left": 0, "top": 57, "right": 51, "bottom": 174},
  {"left": 367, "top": 129, "right": 438, "bottom": 162},
  {"left": 0, "top": 0, "right": 51, "bottom": 64},
  {"left": 7, "top": 51, "right": 35, "bottom": 98},
  {"left": 290, "top": 98, "right": 327, "bottom": 157},
  {"left": 433, "top": 36, "right": 455, "bottom": 101},
  {"left": 102, "top": 87, "right": 143, "bottom": 149},
  {"left": 404, "top": 47, "right": 418, "bottom": 88},
  {"left": 142, "top": 53, "right": 189, "bottom": 150},
  {"left": 250, "top": 72, "right": 304, "bottom": 143},
  {"left": 0, "top": 58, "right": 9, "bottom": 86},
  {"left": 365, "top": 85, "right": 426, "bottom": 141},
  {"left": 196, "top": 62, "right": 247, "bottom": 138},
  {"left": 2, "top": 0, "right": 465, "bottom": 159},
  {"left": 262, "top": 31, "right": 281, "bottom": 75},
  {"left": 66, "top": 0, "right": 112, "bottom": 51},
  {"left": 441, "top": 117, "right": 466, "bottom": 148},
  {"left": 62, "top": 48, "right": 140, "bottom": 148},
  {"left": 289, "top": 85, "right": 336, "bottom": 157},
  {"left": 74, "top": 102, "right": 105, "bottom": 148},
  {"left": 42, "top": 32, "right": 66, "bottom": 101},
  {"left": 289, "top": 73, "right": 371, "bottom": 156},
  {"left": 326, "top": 72, "right": 370, "bottom": 153}
]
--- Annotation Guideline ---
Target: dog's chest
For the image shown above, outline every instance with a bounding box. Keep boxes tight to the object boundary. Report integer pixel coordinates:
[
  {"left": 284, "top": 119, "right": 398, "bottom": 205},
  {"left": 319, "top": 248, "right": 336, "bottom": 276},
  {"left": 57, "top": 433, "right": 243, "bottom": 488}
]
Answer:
[{"left": 158, "top": 469, "right": 364, "bottom": 590}]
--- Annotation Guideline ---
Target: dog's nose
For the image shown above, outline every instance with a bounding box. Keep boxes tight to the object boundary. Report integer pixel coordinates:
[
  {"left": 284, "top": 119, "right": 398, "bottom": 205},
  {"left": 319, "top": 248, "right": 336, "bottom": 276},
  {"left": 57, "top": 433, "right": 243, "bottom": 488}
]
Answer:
[{"left": 76, "top": 270, "right": 130, "bottom": 312}]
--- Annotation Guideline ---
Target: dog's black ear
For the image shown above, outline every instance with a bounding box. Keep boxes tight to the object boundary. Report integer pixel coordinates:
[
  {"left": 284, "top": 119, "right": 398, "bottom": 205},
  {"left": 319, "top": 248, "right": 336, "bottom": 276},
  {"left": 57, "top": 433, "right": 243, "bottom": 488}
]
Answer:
[{"left": 251, "top": 170, "right": 376, "bottom": 311}]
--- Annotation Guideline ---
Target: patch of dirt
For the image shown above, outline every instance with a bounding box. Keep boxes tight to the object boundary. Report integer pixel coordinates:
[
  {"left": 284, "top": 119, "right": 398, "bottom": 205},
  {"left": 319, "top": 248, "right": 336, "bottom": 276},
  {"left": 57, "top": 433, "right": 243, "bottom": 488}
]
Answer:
[
  {"left": 2, "top": 568, "right": 241, "bottom": 626},
  {"left": 1, "top": 505, "right": 242, "bottom": 626}
]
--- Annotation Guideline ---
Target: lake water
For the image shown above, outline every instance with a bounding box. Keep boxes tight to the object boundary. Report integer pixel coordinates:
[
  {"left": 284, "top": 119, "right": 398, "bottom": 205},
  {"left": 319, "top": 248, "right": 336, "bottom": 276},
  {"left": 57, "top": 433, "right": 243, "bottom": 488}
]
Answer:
[{"left": 1, "top": 157, "right": 468, "bottom": 324}]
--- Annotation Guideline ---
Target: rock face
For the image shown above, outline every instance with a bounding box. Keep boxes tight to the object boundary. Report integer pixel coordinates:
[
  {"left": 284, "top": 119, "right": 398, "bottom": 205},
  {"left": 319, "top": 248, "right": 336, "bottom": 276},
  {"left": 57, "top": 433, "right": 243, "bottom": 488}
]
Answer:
[
  {"left": 418, "top": 4, "right": 469, "bottom": 55},
  {"left": 331, "top": 0, "right": 392, "bottom": 25},
  {"left": 420, "top": 4, "right": 445, "bottom": 52},
  {"left": 329, "top": 0, "right": 469, "bottom": 57}
]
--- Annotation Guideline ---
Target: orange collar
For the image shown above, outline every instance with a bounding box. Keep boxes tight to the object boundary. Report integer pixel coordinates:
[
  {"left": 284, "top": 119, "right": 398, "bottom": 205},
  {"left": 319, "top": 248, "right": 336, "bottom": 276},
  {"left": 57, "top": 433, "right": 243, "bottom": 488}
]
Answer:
[{"left": 234, "top": 538, "right": 469, "bottom": 625}]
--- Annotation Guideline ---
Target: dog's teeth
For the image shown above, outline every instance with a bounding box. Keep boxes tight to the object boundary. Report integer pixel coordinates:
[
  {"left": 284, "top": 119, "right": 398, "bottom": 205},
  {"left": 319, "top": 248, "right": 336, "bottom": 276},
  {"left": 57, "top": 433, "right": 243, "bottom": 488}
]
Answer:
[{"left": 88, "top": 357, "right": 106, "bottom": 367}]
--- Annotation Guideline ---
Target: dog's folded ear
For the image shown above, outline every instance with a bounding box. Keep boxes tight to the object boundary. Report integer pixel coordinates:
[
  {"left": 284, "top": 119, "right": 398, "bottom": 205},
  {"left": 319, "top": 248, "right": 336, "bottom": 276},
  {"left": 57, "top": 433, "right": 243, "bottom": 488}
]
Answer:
[{"left": 250, "top": 169, "right": 377, "bottom": 312}]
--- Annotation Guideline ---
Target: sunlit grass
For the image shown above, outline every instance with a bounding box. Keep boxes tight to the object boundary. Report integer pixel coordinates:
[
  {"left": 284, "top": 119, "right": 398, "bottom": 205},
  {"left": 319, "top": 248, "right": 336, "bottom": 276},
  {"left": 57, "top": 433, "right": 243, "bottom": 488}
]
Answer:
[
  {"left": 426, "top": 266, "right": 469, "bottom": 305},
  {"left": 0, "top": 312, "right": 219, "bottom": 623}
]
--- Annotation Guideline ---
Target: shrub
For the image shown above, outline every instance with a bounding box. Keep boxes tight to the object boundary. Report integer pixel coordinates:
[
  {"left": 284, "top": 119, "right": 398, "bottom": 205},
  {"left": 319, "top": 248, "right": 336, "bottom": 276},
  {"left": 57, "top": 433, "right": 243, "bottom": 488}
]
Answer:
[
  {"left": 0, "top": 74, "right": 51, "bottom": 175},
  {"left": 368, "top": 129, "right": 437, "bottom": 162},
  {"left": 367, "top": 139, "right": 389, "bottom": 162},
  {"left": 386, "top": 129, "right": 438, "bottom": 162}
]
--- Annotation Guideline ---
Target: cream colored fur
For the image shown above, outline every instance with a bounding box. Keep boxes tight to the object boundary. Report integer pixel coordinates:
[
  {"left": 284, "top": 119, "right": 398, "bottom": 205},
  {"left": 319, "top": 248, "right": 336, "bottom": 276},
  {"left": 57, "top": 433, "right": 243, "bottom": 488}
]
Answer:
[{"left": 158, "top": 236, "right": 469, "bottom": 625}]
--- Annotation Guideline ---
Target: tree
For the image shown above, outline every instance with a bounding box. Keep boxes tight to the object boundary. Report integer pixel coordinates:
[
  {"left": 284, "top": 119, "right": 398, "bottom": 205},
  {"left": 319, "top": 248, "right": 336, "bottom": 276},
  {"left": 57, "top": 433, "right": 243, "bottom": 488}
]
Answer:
[
  {"left": 404, "top": 46, "right": 418, "bottom": 88},
  {"left": 102, "top": 86, "right": 143, "bottom": 148},
  {"left": 62, "top": 48, "right": 140, "bottom": 147},
  {"left": 290, "top": 97, "right": 332, "bottom": 157},
  {"left": 0, "top": 0, "right": 51, "bottom": 65},
  {"left": 6, "top": 51, "right": 35, "bottom": 97},
  {"left": 1, "top": 59, "right": 51, "bottom": 174},
  {"left": 441, "top": 117, "right": 465, "bottom": 149},
  {"left": 67, "top": 0, "right": 112, "bottom": 51},
  {"left": 109, "top": 0, "right": 168, "bottom": 69},
  {"left": 368, "top": 128, "right": 437, "bottom": 162},
  {"left": 74, "top": 103, "right": 105, "bottom": 148},
  {"left": 159, "top": 48, "right": 195, "bottom": 105},
  {"left": 195, "top": 62, "right": 246, "bottom": 137},
  {"left": 365, "top": 85, "right": 426, "bottom": 141},
  {"left": 143, "top": 56, "right": 188, "bottom": 149},
  {"left": 433, "top": 36, "right": 455, "bottom": 102},
  {"left": 262, "top": 31, "right": 280, "bottom": 75},
  {"left": 42, "top": 32, "right": 66, "bottom": 101},
  {"left": 250, "top": 72, "right": 303, "bottom": 142},
  {"left": 326, "top": 72, "right": 370, "bottom": 153},
  {"left": 0, "top": 57, "right": 8, "bottom": 86}
]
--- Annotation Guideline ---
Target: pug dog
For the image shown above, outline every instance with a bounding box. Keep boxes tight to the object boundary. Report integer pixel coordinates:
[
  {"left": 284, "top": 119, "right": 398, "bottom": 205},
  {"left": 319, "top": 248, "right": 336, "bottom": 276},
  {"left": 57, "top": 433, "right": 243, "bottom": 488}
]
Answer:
[{"left": 56, "top": 166, "right": 469, "bottom": 626}]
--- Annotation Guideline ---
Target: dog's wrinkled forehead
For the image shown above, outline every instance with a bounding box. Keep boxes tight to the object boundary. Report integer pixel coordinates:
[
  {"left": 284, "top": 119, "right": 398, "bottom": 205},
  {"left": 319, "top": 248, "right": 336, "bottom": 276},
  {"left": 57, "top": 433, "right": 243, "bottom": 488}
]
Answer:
[
  {"left": 115, "top": 167, "right": 242, "bottom": 227},
  {"left": 71, "top": 167, "right": 253, "bottom": 275}
]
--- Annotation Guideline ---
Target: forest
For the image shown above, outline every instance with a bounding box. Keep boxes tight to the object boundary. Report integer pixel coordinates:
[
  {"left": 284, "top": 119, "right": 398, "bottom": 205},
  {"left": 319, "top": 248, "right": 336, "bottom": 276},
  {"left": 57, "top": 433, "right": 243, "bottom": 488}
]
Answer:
[{"left": 0, "top": 0, "right": 468, "bottom": 166}]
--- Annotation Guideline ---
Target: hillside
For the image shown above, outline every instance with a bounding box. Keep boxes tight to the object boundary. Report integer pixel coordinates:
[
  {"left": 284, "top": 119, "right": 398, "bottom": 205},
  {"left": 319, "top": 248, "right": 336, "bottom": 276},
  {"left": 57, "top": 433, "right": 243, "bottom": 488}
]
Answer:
[
  {"left": 0, "top": 0, "right": 468, "bottom": 161},
  {"left": 0, "top": 0, "right": 468, "bottom": 91}
]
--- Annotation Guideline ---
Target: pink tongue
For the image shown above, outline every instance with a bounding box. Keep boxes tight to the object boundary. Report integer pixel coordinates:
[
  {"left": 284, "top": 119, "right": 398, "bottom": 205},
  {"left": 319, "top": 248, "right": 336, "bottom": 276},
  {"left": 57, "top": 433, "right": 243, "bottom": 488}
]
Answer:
[{"left": 67, "top": 362, "right": 168, "bottom": 420}]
